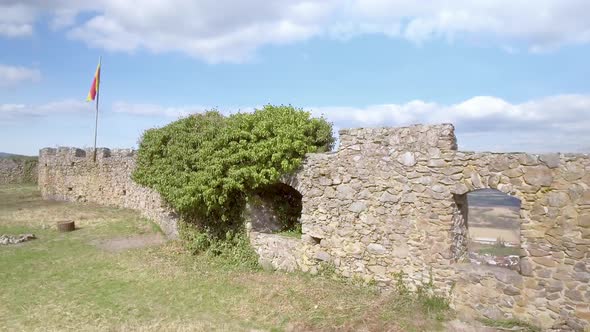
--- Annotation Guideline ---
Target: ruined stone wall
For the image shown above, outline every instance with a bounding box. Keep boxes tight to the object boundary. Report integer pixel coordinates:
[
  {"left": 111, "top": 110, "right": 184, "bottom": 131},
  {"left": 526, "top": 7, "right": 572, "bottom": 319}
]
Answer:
[
  {"left": 39, "top": 124, "right": 590, "bottom": 330},
  {"left": 38, "top": 148, "right": 178, "bottom": 238},
  {"left": 253, "top": 124, "right": 589, "bottom": 331},
  {"left": 0, "top": 158, "right": 38, "bottom": 184}
]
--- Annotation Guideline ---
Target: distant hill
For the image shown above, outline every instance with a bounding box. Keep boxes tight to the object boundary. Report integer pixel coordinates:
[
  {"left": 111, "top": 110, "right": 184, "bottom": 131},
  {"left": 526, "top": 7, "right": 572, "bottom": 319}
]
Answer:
[{"left": 0, "top": 152, "right": 36, "bottom": 159}]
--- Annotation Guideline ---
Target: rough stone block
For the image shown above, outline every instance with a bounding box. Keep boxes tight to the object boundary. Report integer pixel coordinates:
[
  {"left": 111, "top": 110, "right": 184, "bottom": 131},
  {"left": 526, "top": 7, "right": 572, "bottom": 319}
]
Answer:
[
  {"left": 379, "top": 191, "right": 399, "bottom": 203},
  {"left": 367, "top": 243, "right": 387, "bottom": 255},
  {"left": 503, "top": 285, "right": 521, "bottom": 296},
  {"left": 523, "top": 166, "right": 553, "bottom": 187},
  {"left": 547, "top": 192, "right": 570, "bottom": 208},
  {"left": 520, "top": 258, "right": 534, "bottom": 276},
  {"left": 348, "top": 201, "right": 367, "bottom": 213},
  {"left": 540, "top": 153, "right": 560, "bottom": 169},
  {"left": 533, "top": 257, "right": 558, "bottom": 267},
  {"left": 565, "top": 290, "right": 584, "bottom": 302},
  {"left": 314, "top": 251, "right": 331, "bottom": 262},
  {"left": 398, "top": 151, "right": 416, "bottom": 166}
]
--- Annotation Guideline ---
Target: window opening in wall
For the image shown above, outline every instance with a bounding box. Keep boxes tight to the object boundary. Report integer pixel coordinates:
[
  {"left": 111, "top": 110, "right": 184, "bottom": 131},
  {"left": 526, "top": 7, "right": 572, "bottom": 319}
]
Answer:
[
  {"left": 245, "top": 183, "right": 303, "bottom": 238},
  {"left": 466, "top": 189, "right": 521, "bottom": 270}
]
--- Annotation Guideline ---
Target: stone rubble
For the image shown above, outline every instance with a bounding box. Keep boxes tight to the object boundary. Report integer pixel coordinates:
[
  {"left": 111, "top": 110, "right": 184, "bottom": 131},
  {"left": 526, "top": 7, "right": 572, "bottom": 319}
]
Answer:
[{"left": 0, "top": 234, "right": 36, "bottom": 245}]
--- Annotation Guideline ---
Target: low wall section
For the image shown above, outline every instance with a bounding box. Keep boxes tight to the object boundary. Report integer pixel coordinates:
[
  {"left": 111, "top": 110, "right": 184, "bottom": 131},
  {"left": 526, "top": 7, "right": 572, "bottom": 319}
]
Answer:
[
  {"left": 38, "top": 148, "right": 178, "bottom": 238},
  {"left": 0, "top": 158, "right": 38, "bottom": 184}
]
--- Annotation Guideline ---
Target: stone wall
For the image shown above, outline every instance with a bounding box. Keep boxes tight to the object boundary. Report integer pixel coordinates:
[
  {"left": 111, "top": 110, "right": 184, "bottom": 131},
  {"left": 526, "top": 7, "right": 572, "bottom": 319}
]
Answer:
[
  {"left": 38, "top": 148, "right": 178, "bottom": 238},
  {"left": 252, "top": 124, "right": 590, "bottom": 331},
  {"left": 38, "top": 124, "right": 590, "bottom": 330},
  {"left": 0, "top": 157, "right": 38, "bottom": 184}
]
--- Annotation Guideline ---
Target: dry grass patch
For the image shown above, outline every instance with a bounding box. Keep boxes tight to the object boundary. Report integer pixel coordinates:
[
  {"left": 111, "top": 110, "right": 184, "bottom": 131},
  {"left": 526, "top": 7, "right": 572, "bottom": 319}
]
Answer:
[{"left": 1, "top": 185, "right": 451, "bottom": 331}]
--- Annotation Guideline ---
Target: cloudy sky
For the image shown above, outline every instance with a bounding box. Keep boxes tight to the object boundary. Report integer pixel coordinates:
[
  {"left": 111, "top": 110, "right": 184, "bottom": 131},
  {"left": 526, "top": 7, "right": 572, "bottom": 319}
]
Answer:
[{"left": 1, "top": 0, "right": 589, "bottom": 155}]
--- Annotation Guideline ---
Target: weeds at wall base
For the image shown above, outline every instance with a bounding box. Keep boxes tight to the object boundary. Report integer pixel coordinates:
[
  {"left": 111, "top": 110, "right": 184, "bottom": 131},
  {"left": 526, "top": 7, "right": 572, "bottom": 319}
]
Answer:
[
  {"left": 389, "top": 271, "right": 454, "bottom": 322},
  {"left": 478, "top": 318, "right": 541, "bottom": 332},
  {"left": 178, "top": 219, "right": 260, "bottom": 271}
]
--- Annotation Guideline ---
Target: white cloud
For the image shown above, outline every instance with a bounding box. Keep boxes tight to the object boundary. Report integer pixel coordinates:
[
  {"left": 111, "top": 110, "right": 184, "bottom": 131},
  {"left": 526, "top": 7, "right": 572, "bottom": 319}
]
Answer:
[
  {"left": 110, "top": 94, "right": 590, "bottom": 153},
  {"left": 2, "top": 95, "right": 589, "bottom": 152},
  {"left": 0, "top": 99, "right": 88, "bottom": 121},
  {"left": 67, "top": 0, "right": 332, "bottom": 62},
  {"left": 112, "top": 102, "right": 204, "bottom": 118},
  {"left": 3, "top": 1, "right": 590, "bottom": 61},
  {"left": 311, "top": 94, "right": 590, "bottom": 152},
  {"left": 112, "top": 102, "right": 255, "bottom": 118},
  {"left": 0, "top": 64, "right": 41, "bottom": 86},
  {"left": 0, "top": 3, "right": 36, "bottom": 37}
]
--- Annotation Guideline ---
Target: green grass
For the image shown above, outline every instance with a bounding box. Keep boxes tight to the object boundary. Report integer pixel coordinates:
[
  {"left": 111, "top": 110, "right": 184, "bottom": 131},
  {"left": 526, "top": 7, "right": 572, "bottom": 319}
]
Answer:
[
  {"left": 275, "top": 229, "right": 302, "bottom": 238},
  {"left": 476, "top": 246, "right": 520, "bottom": 256},
  {"left": 479, "top": 318, "right": 541, "bottom": 332},
  {"left": 1, "top": 184, "right": 452, "bottom": 331}
]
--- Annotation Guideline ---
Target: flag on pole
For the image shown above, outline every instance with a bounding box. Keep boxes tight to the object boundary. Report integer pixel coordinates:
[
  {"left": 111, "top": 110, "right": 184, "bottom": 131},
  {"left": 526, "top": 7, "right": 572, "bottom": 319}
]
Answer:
[
  {"left": 86, "top": 60, "right": 101, "bottom": 102},
  {"left": 87, "top": 56, "right": 102, "bottom": 162}
]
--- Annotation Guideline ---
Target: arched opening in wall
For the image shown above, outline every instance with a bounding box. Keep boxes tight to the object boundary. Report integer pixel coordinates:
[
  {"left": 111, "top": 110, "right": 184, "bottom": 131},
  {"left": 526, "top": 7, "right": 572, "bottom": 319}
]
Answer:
[
  {"left": 244, "top": 183, "right": 303, "bottom": 237},
  {"left": 466, "top": 189, "right": 521, "bottom": 270}
]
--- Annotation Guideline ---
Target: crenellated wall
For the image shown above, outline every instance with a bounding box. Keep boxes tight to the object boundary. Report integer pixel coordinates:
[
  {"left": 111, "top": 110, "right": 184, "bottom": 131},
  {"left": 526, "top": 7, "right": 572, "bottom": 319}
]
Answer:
[
  {"left": 38, "top": 147, "right": 178, "bottom": 237},
  {"left": 38, "top": 124, "right": 590, "bottom": 330}
]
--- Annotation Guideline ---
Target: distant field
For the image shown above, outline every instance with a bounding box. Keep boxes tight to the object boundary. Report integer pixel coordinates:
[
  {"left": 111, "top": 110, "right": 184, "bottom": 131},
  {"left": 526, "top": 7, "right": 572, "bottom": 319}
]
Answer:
[
  {"left": 468, "top": 206, "right": 520, "bottom": 229},
  {"left": 467, "top": 189, "right": 520, "bottom": 247},
  {"left": 468, "top": 226, "right": 519, "bottom": 245}
]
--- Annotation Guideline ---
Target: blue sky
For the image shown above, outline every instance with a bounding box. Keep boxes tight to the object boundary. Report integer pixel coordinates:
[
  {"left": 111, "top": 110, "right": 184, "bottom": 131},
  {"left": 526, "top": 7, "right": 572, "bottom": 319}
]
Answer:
[{"left": 1, "top": 1, "right": 590, "bottom": 155}]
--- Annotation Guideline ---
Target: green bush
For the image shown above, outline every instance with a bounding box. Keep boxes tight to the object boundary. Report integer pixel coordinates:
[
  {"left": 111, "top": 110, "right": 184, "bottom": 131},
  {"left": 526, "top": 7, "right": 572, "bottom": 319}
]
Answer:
[
  {"left": 179, "top": 219, "right": 261, "bottom": 270},
  {"left": 134, "top": 105, "right": 334, "bottom": 252}
]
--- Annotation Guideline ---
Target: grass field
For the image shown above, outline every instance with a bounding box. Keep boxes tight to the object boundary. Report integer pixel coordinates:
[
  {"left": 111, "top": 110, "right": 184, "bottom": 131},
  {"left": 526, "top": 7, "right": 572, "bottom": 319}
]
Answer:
[{"left": 0, "top": 185, "right": 452, "bottom": 331}]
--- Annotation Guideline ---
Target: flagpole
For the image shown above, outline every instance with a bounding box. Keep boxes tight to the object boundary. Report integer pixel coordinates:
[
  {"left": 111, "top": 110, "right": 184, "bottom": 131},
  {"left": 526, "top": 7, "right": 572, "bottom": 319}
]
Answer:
[{"left": 93, "top": 56, "right": 101, "bottom": 162}]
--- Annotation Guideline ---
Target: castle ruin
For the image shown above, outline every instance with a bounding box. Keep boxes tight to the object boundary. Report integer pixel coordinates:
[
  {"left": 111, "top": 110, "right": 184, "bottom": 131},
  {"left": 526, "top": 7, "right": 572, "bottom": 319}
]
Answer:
[{"left": 37, "top": 124, "right": 590, "bottom": 330}]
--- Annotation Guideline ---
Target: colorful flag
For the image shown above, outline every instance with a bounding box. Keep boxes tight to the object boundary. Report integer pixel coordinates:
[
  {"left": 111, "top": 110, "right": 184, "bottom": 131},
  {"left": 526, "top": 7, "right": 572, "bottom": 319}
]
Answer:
[{"left": 86, "top": 60, "right": 101, "bottom": 102}]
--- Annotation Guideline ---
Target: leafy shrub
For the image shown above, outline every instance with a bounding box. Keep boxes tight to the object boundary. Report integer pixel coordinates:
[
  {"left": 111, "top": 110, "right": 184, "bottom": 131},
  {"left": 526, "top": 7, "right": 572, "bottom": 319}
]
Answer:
[
  {"left": 134, "top": 105, "right": 334, "bottom": 251},
  {"left": 179, "top": 219, "right": 260, "bottom": 270}
]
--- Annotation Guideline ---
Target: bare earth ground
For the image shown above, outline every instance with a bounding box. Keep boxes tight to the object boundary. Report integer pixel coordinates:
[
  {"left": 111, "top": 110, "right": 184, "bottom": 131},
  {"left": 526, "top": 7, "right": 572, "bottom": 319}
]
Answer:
[
  {"left": 0, "top": 184, "right": 467, "bottom": 332},
  {"left": 91, "top": 233, "right": 166, "bottom": 252}
]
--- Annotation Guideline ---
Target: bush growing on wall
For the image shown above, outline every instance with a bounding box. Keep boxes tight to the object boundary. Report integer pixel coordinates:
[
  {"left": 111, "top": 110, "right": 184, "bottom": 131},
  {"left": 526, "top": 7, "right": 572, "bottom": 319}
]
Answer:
[{"left": 133, "top": 105, "right": 334, "bottom": 251}]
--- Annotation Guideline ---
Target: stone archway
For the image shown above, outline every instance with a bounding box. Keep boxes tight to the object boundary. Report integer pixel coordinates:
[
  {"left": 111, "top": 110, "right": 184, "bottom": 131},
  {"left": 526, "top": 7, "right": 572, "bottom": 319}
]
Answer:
[{"left": 244, "top": 182, "right": 303, "bottom": 234}]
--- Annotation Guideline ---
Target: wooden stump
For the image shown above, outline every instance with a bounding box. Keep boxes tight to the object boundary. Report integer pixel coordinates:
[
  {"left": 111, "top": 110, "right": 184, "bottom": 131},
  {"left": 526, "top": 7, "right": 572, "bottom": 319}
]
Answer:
[{"left": 57, "top": 221, "right": 75, "bottom": 232}]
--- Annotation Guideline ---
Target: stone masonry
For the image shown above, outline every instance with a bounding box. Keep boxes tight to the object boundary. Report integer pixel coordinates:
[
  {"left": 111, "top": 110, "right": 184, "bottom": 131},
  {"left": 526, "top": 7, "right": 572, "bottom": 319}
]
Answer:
[
  {"left": 38, "top": 124, "right": 590, "bottom": 330},
  {"left": 38, "top": 148, "right": 178, "bottom": 238},
  {"left": 0, "top": 158, "right": 38, "bottom": 184}
]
